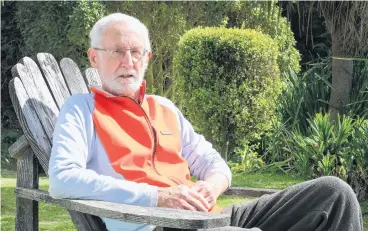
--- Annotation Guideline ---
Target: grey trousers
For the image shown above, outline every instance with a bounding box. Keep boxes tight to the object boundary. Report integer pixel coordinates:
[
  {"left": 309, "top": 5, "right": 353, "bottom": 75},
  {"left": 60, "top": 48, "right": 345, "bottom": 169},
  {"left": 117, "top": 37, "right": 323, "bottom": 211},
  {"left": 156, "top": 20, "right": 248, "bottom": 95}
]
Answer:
[
  {"left": 162, "top": 176, "right": 362, "bottom": 231},
  {"left": 222, "top": 176, "right": 363, "bottom": 231}
]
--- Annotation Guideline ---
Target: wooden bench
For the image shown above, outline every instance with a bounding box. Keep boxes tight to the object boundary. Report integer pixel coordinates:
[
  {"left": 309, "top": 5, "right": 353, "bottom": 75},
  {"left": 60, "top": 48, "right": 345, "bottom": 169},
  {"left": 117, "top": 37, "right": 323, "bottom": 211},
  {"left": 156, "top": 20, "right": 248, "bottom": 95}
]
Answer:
[{"left": 8, "top": 53, "right": 280, "bottom": 231}]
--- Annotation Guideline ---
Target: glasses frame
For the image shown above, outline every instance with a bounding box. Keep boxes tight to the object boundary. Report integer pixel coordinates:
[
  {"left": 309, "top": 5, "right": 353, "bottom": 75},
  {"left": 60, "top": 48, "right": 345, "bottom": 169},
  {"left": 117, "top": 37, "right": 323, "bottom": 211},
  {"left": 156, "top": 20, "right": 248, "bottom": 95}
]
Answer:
[{"left": 93, "top": 47, "right": 149, "bottom": 63}]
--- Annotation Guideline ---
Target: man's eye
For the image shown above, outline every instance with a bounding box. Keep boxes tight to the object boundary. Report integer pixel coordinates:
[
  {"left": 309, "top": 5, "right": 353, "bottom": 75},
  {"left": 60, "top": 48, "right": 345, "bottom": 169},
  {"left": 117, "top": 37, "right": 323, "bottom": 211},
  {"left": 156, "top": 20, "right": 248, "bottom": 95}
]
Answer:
[
  {"left": 113, "top": 50, "right": 124, "bottom": 55},
  {"left": 131, "top": 50, "right": 142, "bottom": 55}
]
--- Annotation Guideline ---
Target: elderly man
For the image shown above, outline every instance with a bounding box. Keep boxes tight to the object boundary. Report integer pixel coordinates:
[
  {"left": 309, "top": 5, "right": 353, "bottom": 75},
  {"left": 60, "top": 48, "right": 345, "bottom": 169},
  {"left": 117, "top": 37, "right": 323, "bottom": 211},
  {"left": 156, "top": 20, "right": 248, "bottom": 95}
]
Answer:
[{"left": 48, "top": 13, "right": 363, "bottom": 231}]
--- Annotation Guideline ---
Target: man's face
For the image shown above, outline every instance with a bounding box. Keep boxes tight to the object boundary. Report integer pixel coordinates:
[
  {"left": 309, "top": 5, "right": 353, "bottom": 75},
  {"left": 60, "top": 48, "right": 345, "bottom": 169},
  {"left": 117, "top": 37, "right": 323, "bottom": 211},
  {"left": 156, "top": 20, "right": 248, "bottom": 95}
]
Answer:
[{"left": 88, "top": 22, "right": 151, "bottom": 97}]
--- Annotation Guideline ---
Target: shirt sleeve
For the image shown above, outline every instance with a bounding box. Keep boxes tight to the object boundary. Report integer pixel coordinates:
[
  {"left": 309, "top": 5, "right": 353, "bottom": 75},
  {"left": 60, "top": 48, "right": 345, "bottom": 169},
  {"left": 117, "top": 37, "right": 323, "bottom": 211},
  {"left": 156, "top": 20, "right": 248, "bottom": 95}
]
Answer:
[
  {"left": 177, "top": 109, "right": 232, "bottom": 188},
  {"left": 48, "top": 95, "right": 158, "bottom": 207}
]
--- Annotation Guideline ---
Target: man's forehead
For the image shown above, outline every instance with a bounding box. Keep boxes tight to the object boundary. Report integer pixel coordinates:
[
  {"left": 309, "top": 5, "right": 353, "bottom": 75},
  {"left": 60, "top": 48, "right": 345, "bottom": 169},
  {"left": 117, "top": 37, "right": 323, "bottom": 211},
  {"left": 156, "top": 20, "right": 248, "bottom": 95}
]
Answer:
[{"left": 101, "top": 22, "right": 146, "bottom": 47}]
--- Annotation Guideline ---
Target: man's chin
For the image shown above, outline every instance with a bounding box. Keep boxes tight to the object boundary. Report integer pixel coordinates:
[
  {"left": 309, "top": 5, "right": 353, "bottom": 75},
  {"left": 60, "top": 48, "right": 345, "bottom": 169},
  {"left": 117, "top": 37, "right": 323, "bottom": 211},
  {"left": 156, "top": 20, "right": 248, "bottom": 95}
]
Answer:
[
  {"left": 106, "top": 80, "right": 142, "bottom": 97},
  {"left": 116, "top": 87, "right": 140, "bottom": 97}
]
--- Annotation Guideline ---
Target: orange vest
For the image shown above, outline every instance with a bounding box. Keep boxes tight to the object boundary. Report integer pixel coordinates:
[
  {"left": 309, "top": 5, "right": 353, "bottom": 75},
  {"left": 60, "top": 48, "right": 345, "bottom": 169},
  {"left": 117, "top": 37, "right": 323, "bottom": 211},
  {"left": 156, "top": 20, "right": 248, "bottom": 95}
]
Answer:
[
  {"left": 91, "top": 87, "right": 193, "bottom": 188},
  {"left": 91, "top": 86, "right": 222, "bottom": 213}
]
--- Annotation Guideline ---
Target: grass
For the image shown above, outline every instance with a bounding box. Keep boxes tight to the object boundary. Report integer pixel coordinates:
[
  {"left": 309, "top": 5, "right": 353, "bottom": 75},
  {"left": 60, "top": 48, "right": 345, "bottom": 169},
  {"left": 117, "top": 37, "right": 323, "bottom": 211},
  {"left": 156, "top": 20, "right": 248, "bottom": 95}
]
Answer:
[
  {"left": 216, "top": 172, "right": 306, "bottom": 208},
  {"left": 362, "top": 200, "right": 368, "bottom": 229},
  {"left": 232, "top": 172, "right": 306, "bottom": 189},
  {"left": 1, "top": 170, "right": 367, "bottom": 230},
  {"left": 1, "top": 170, "right": 75, "bottom": 231}
]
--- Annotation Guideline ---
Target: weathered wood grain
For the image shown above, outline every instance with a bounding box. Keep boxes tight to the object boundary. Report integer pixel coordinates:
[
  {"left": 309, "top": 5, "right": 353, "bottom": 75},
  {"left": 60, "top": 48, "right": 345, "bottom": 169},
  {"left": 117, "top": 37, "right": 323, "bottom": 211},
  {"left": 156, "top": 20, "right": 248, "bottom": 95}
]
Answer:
[
  {"left": 9, "top": 78, "right": 51, "bottom": 170},
  {"left": 155, "top": 226, "right": 251, "bottom": 231},
  {"left": 199, "top": 227, "right": 258, "bottom": 231},
  {"left": 15, "top": 148, "right": 39, "bottom": 231},
  {"left": 37, "top": 53, "right": 71, "bottom": 109},
  {"left": 9, "top": 135, "right": 30, "bottom": 159},
  {"left": 85, "top": 68, "right": 102, "bottom": 89},
  {"left": 15, "top": 188, "right": 231, "bottom": 229},
  {"left": 224, "top": 187, "right": 280, "bottom": 198},
  {"left": 60, "top": 58, "right": 89, "bottom": 94},
  {"left": 12, "top": 59, "right": 59, "bottom": 141}
]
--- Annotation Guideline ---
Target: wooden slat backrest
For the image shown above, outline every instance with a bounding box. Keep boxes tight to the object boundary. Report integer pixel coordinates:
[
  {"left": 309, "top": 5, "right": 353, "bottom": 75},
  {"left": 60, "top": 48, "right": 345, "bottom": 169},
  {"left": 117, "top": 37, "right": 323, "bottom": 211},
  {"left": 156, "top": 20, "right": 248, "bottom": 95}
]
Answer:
[
  {"left": 85, "top": 67, "right": 102, "bottom": 88},
  {"left": 12, "top": 57, "right": 59, "bottom": 142},
  {"left": 9, "top": 77, "right": 52, "bottom": 170},
  {"left": 60, "top": 58, "right": 89, "bottom": 94},
  {"left": 10, "top": 53, "right": 106, "bottom": 231},
  {"left": 37, "top": 53, "right": 71, "bottom": 109}
]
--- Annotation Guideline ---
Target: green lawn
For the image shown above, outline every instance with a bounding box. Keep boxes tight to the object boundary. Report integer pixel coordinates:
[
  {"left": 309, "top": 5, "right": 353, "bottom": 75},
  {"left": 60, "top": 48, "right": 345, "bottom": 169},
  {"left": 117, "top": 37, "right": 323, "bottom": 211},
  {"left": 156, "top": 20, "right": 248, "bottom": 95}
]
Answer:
[
  {"left": 1, "top": 170, "right": 367, "bottom": 230},
  {"left": 1, "top": 170, "right": 75, "bottom": 231}
]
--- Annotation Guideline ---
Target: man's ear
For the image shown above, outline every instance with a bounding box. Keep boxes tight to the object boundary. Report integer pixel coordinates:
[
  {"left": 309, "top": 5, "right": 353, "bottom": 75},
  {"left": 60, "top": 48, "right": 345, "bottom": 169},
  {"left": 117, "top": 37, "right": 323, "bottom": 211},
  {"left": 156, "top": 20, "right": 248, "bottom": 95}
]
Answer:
[
  {"left": 87, "top": 48, "right": 99, "bottom": 68},
  {"left": 147, "top": 51, "right": 152, "bottom": 61},
  {"left": 143, "top": 51, "right": 152, "bottom": 69}
]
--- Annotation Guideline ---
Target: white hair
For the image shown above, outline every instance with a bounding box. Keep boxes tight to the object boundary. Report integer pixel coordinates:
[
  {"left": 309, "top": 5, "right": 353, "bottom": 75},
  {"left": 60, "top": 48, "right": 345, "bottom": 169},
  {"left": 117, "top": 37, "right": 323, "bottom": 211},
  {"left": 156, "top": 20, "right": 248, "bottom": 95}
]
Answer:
[{"left": 89, "top": 13, "right": 151, "bottom": 50}]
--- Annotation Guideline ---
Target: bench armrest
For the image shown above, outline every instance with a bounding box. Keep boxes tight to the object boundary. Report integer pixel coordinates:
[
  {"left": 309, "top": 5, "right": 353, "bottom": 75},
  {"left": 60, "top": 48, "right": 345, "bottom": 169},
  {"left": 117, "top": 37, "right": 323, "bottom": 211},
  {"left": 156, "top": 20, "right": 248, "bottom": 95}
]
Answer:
[
  {"left": 9, "top": 135, "right": 30, "bottom": 159},
  {"left": 15, "top": 187, "right": 231, "bottom": 229}
]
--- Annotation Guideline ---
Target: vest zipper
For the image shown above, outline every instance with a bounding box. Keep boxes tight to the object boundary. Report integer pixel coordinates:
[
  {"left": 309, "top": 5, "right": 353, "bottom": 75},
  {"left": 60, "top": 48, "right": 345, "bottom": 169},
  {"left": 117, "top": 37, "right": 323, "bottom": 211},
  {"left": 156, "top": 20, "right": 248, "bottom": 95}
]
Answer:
[
  {"left": 150, "top": 126, "right": 161, "bottom": 177},
  {"left": 152, "top": 127, "right": 180, "bottom": 185},
  {"left": 116, "top": 96, "right": 180, "bottom": 186},
  {"left": 118, "top": 97, "right": 162, "bottom": 177}
]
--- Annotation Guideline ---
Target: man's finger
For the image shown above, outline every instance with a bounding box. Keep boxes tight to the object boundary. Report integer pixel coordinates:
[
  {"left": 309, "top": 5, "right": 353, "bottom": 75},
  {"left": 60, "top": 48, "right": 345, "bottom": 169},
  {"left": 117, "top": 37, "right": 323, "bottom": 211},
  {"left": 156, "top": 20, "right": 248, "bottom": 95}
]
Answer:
[
  {"left": 180, "top": 199, "right": 197, "bottom": 211},
  {"left": 194, "top": 186, "right": 212, "bottom": 199},
  {"left": 185, "top": 196, "right": 208, "bottom": 212},
  {"left": 205, "top": 195, "right": 216, "bottom": 205},
  {"left": 188, "top": 190, "right": 210, "bottom": 211}
]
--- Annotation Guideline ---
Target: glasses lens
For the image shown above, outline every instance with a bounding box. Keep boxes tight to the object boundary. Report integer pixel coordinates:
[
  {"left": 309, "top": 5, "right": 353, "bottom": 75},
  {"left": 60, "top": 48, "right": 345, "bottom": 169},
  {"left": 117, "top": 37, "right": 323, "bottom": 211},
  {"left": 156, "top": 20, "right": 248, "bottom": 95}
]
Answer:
[
  {"left": 100, "top": 48, "right": 145, "bottom": 62},
  {"left": 131, "top": 49, "right": 143, "bottom": 61}
]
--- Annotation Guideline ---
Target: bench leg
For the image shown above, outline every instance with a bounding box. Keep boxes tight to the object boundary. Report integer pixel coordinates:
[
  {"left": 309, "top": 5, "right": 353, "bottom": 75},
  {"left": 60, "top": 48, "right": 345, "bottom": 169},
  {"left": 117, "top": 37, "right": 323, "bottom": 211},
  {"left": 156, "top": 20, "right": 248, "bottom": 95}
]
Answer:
[{"left": 15, "top": 148, "right": 39, "bottom": 231}]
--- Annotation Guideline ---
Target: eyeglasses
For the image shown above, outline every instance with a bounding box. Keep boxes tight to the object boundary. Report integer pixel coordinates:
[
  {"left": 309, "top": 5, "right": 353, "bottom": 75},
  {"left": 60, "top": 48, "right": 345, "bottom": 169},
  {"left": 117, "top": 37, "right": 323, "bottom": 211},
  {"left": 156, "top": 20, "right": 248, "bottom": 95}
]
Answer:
[{"left": 93, "top": 47, "right": 148, "bottom": 63}]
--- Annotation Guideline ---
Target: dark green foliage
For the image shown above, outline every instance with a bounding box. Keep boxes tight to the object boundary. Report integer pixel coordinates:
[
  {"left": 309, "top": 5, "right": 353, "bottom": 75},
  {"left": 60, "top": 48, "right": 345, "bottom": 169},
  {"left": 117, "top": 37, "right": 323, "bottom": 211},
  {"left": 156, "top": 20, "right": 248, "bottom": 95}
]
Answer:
[
  {"left": 272, "top": 58, "right": 367, "bottom": 138},
  {"left": 1, "top": 1, "right": 25, "bottom": 129},
  {"left": 66, "top": 1, "right": 107, "bottom": 67},
  {"left": 230, "top": 1, "right": 301, "bottom": 77},
  {"left": 174, "top": 28, "right": 282, "bottom": 160},
  {"left": 15, "top": 1, "right": 106, "bottom": 69},
  {"left": 279, "top": 1, "right": 331, "bottom": 67},
  {"left": 266, "top": 113, "right": 368, "bottom": 199},
  {"left": 183, "top": 1, "right": 301, "bottom": 77},
  {"left": 276, "top": 58, "right": 331, "bottom": 135},
  {"left": 1, "top": 1, "right": 25, "bottom": 168},
  {"left": 264, "top": 59, "right": 368, "bottom": 199},
  {"left": 349, "top": 61, "right": 368, "bottom": 120},
  {"left": 15, "top": 2, "right": 77, "bottom": 60},
  {"left": 1, "top": 128, "right": 22, "bottom": 168}
]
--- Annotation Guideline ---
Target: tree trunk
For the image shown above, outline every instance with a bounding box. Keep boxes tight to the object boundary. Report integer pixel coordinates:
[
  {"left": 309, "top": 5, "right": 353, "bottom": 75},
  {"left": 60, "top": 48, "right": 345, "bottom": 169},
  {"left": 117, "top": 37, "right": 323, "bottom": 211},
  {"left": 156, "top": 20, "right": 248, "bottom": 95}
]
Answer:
[
  {"left": 146, "top": 63, "right": 154, "bottom": 94},
  {"left": 220, "top": 140, "right": 229, "bottom": 162},
  {"left": 220, "top": 117, "right": 229, "bottom": 162},
  {"left": 329, "top": 37, "right": 354, "bottom": 121}
]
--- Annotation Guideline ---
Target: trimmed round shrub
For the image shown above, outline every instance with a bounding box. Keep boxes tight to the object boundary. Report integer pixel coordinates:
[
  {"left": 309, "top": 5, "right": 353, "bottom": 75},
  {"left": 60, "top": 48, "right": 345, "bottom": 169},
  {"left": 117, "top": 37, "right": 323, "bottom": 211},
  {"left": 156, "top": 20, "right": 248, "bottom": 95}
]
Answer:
[{"left": 174, "top": 27, "right": 282, "bottom": 160}]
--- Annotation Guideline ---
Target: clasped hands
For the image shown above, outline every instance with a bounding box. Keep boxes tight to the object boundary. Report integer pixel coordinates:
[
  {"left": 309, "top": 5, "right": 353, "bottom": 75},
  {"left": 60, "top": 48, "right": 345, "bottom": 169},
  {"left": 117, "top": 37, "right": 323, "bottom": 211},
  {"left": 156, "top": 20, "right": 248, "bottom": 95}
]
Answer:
[{"left": 157, "top": 180, "right": 220, "bottom": 212}]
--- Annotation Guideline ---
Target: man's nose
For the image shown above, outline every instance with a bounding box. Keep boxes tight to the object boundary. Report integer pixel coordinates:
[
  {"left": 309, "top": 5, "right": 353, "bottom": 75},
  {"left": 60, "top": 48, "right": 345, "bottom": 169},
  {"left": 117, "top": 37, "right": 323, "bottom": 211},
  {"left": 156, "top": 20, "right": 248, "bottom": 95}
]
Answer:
[{"left": 119, "top": 51, "right": 134, "bottom": 69}]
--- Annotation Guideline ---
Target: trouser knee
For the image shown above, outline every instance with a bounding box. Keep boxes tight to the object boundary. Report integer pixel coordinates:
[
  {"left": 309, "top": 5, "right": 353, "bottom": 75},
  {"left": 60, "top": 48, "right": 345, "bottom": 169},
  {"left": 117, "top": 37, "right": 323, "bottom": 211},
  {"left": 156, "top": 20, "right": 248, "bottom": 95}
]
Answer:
[
  {"left": 312, "top": 176, "right": 359, "bottom": 209},
  {"left": 313, "top": 176, "right": 355, "bottom": 196}
]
